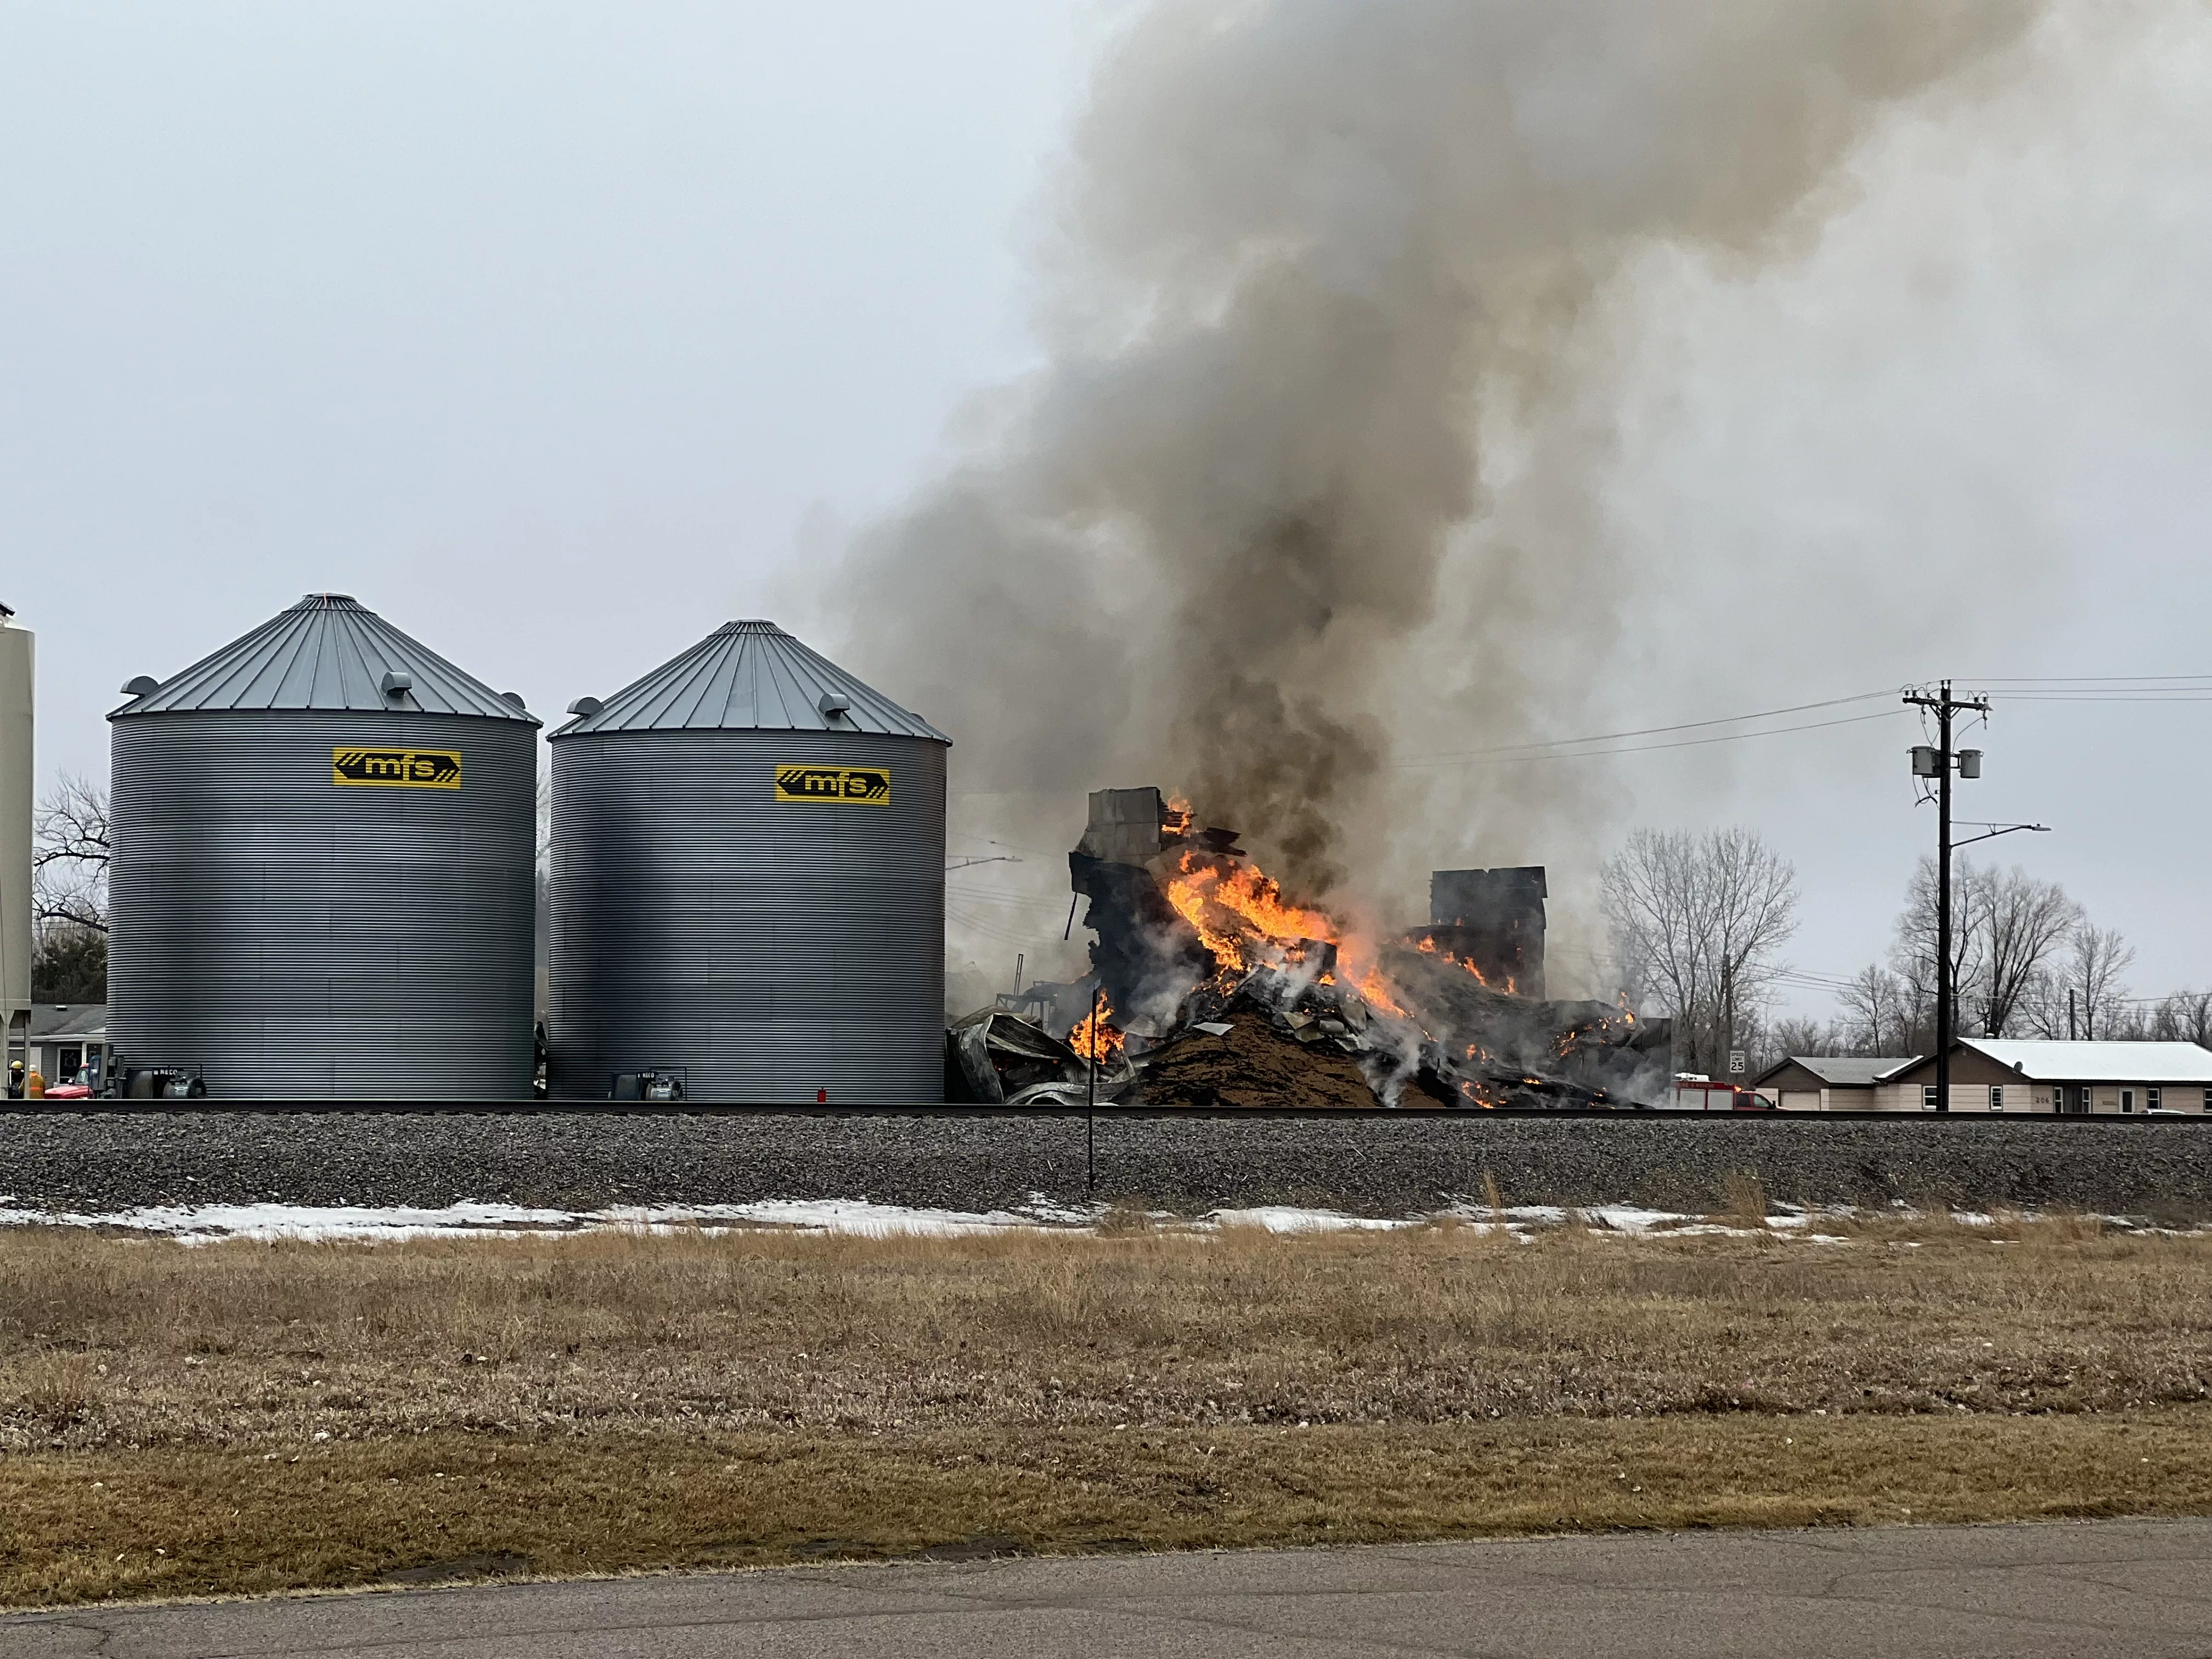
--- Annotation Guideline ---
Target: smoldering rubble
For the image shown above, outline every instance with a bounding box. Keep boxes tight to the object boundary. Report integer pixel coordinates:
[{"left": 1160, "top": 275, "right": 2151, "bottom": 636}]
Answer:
[{"left": 951, "top": 789, "right": 1673, "bottom": 1110}]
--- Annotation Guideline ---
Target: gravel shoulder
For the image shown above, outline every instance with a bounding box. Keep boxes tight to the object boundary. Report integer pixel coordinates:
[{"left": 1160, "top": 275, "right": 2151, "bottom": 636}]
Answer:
[{"left": 5, "top": 1109, "right": 2212, "bottom": 1216}]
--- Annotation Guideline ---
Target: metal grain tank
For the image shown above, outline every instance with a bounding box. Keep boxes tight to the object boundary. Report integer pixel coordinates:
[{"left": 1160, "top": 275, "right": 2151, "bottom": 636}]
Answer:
[
  {"left": 108, "top": 594, "right": 539, "bottom": 1098},
  {"left": 548, "top": 620, "right": 949, "bottom": 1102}
]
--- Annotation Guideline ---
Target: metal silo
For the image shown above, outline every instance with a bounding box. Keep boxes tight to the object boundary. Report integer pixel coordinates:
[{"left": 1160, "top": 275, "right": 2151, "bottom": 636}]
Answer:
[
  {"left": 108, "top": 594, "right": 539, "bottom": 1099},
  {"left": 548, "top": 620, "right": 949, "bottom": 1102}
]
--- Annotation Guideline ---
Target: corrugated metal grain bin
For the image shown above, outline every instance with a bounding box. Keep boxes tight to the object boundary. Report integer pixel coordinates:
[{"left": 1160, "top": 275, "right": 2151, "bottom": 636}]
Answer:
[
  {"left": 107, "top": 594, "right": 539, "bottom": 1098},
  {"left": 548, "top": 620, "right": 948, "bottom": 1102}
]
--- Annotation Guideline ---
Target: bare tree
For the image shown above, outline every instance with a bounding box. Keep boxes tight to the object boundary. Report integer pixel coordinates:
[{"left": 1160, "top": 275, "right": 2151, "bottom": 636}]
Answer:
[
  {"left": 1886, "top": 857, "right": 2077, "bottom": 1039},
  {"left": 2071, "top": 926, "right": 2135, "bottom": 1039},
  {"left": 1765, "top": 1015, "right": 1842, "bottom": 1069},
  {"left": 2016, "top": 969, "right": 2070, "bottom": 1040},
  {"left": 1971, "top": 865, "right": 2079, "bottom": 1036},
  {"left": 32, "top": 773, "right": 110, "bottom": 934},
  {"left": 1600, "top": 827, "right": 1801, "bottom": 1076},
  {"left": 2149, "top": 989, "right": 2212, "bottom": 1048},
  {"left": 1837, "top": 963, "right": 1920, "bottom": 1056},
  {"left": 1884, "top": 862, "right": 1990, "bottom": 1035}
]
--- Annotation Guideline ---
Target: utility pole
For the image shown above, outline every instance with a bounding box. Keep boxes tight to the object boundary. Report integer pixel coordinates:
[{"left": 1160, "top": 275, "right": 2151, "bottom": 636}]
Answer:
[
  {"left": 1905, "top": 681, "right": 1989, "bottom": 1115},
  {"left": 1901, "top": 689, "right": 2049, "bottom": 1114},
  {"left": 1720, "top": 961, "right": 1736, "bottom": 1081}
]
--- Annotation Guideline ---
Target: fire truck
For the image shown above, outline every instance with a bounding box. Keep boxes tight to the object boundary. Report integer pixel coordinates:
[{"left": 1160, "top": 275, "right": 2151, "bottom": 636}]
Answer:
[{"left": 1667, "top": 1076, "right": 1776, "bottom": 1111}]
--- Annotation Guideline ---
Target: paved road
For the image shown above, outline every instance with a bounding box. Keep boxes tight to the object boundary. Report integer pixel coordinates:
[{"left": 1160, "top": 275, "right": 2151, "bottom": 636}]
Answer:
[{"left": 8, "top": 1520, "right": 2212, "bottom": 1657}]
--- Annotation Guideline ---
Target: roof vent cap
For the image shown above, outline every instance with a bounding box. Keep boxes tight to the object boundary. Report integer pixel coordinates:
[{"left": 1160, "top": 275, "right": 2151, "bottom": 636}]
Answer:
[
  {"left": 499, "top": 691, "right": 528, "bottom": 709},
  {"left": 121, "top": 675, "right": 160, "bottom": 697},
  {"left": 567, "top": 696, "right": 603, "bottom": 718},
  {"left": 817, "top": 692, "right": 851, "bottom": 719},
  {"left": 380, "top": 670, "right": 413, "bottom": 699}
]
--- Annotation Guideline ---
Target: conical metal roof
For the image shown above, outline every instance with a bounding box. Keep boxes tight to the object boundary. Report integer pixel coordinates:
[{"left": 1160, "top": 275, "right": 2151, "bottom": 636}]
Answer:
[
  {"left": 554, "top": 620, "right": 947, "bottom": 742},
  {"left": 112, "top": 594, "right": 539, "bottom": 723}
]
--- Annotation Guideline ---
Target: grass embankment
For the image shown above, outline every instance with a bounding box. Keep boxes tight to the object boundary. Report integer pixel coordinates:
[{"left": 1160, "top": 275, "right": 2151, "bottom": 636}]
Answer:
[{"left": 5, "top": 1206, "right": 2212, "bottom": 1606}]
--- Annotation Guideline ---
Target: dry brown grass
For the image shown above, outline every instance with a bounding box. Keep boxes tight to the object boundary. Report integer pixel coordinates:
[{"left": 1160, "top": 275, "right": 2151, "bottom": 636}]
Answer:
[
  {"left": 4, "top": 1218, "right": 2212, "bottom": 1607},
  {"left": 4, "top": 1220, "right": 2211, "bottom": 1450},
  {"left": 8, "top": 1412, "right": 2212, "bottom": 1608},
  {"left": 1714, "top": 1171, "right": 1771, "bottom": 1229}
]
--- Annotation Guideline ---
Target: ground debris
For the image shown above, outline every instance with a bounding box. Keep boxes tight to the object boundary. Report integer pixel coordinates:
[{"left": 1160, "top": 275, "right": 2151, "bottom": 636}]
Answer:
[{"left": 1132, "top": 1012, "right": 1416, "bottom": 1111}]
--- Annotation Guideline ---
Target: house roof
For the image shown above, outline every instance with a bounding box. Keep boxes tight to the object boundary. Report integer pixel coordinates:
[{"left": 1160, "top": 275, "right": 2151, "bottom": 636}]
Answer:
[
  {"left": 1756, "top": 1055, "right": 1918, "bottom": 1088},
  {"left": 31, "top": 1005, "right": 108, "bottom": 1040},
  {"left": 1962, "top": 1039, "right": 2212, "bottom": 1084},
  {"left": 552, "top": 620, "right": 947, "bottom": 742},
  {"left": 112, "top": 594, "right": 538, "bottom": 724}
]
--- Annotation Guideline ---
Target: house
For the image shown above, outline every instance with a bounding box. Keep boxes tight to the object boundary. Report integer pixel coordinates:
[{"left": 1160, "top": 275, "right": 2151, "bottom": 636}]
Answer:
[
  {"left": 1875, "top": 1040, "right": 2212, "bottom": 1114},
  {"left": 1752, "top": 1055, "right": 1919, "bottom": 1111},
  {"left": 28, "top": 1003, "right": 108, "bottom": 1090}
]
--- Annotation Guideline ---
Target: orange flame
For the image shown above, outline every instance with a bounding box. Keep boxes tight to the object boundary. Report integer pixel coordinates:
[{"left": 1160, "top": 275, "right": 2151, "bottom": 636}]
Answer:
[
  {"left": 1163, "top": 794, "right": 1196, "bottom": 838},
  {"left": 1413, "top": 934, "right": 1491, "bottom": 986},
  {"left": 1070, "top": 997, "right": 1124, "bottom": 1064},
  {"left": 1160, "top": 849, "right": 1407, "bottom": 1018}
]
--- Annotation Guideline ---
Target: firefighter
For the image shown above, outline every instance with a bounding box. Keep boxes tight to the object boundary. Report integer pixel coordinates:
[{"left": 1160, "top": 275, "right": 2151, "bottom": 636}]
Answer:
[
  {"left": 5, "top": 1058, "right": 21, "bottom": 1098},
  {"left": 23, "top": 1065, "right": 43, "bottom": 1099}
]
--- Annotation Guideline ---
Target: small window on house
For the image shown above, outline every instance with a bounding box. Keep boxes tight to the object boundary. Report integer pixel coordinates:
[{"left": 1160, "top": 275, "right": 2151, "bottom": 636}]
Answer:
[
  {"left": 1922, "top": 1084, "right": 1939, "bottom": 1111},
  {"left": 2149, "top": 1087, "right": 2162, "bottom": 1112},
  {"left": 2121, "top": 1088, "right": 2135, "bottom": 1114},
  {"left": 1990, "top": 1085, "right": 2004, "bottom": 1112}
]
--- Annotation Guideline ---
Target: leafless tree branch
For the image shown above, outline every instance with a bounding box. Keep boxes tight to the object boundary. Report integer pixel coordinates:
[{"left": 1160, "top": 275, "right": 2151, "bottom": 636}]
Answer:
[{"left": 1600, "top": 827, "right": 1799, "bottom": 1076}]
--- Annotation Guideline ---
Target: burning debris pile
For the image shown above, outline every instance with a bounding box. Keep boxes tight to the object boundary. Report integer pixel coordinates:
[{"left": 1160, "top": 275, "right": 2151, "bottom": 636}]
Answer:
[{"left": 992, "top": 787, "right": 1671, "bottom": 1111}]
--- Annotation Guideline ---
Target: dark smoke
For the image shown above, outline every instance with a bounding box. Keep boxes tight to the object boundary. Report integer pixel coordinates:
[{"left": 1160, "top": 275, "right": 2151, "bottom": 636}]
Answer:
[{"left": 830, "top": 0, "right": 2042, "bottom": 908}]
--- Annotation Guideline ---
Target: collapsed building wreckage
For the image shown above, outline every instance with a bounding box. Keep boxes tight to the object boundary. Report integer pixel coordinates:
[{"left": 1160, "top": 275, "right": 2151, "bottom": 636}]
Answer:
[{"left": 950, "top": 788, "right": 1673, "bottom": 1109}]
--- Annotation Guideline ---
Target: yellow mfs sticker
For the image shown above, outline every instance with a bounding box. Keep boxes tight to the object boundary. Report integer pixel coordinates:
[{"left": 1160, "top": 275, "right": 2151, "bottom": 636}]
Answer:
[
  {"left": 332, "top": 748, "right": 463, "bottom": 789},
  {"left": 774, "top": 764, "right": 891, "bottom": 805}
]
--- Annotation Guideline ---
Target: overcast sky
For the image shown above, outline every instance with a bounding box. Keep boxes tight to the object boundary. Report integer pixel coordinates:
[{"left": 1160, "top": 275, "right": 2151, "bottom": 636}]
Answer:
[{"left": 4, "top": 1, "right": 2209, "bottom": 1022}]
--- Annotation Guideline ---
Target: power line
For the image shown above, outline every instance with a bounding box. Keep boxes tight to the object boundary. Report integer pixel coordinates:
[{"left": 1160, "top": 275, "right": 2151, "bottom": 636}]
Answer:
[
  {"left": 1394, "top": 707, "right": 1905, "bottom": 769},
  {"left": 1397, "top": 689, "right": 1900, "bottom": 762},
  {"left": 1962, "top": 673, "right": 2212, "bottom": 684},
  {"left": 946, "top": 889, "right": 1078, "bottom": 914}
]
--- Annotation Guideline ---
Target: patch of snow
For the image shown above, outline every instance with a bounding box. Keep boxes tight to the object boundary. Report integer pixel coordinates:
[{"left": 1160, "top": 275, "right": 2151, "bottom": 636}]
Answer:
[
  {"left": 1583, "top": 1206, "right": 1692, "bottom": 1234},
  {"left": 1203, "top": 1206, "right": 1414, "bottom": 1234},
  {"left": 0, "top": 1200, "right": 583, "bottom": 1243},
  {"left": 1, "top": 1195, "right": 2159, "bottom": 1245},
  {"left": 618, "top": 1199, "right": 1083, "bottom": 1238},
  {"left": 0, "top": 1196, "right": 1085, "bottom": 1244}
]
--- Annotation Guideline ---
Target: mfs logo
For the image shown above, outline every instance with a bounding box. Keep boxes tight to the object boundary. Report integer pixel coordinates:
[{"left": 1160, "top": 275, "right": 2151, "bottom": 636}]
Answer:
[
  {"left": 774, "top": 765, "right": 890, "bottom": 805},
  {"left": 333, "top": 748, "right": 463, "bottom": 789}
]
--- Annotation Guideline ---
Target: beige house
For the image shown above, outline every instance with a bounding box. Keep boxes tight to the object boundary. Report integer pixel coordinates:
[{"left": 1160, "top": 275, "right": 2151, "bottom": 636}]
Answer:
[
  {"left": 1873, "top": 1040, "right": 2212, "bottom": 1114},
  {"left": 1752, "top": 1055, "right": 1918, "bottom": 1111}
]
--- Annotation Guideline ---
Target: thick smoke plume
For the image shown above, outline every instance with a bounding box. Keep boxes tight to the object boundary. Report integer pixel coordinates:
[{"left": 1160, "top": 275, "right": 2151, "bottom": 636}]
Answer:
[{"left": 833, "top": 0, "right": 2040, "bottom": 910}]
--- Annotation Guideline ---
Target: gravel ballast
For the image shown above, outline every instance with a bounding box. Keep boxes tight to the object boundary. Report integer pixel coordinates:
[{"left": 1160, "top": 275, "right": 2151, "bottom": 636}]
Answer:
[{"left": 4, "top": 1109, "right": 2211, "bottom": 1218}]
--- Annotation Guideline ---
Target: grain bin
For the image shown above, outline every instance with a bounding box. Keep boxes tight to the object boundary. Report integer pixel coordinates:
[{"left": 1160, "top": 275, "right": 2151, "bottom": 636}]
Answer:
[
  {"left": 548, "top": 620, "right": 948, "bottom": 1102},
  {"left": 108, "top": 594, "right": 539, "bottom": 1098}
]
